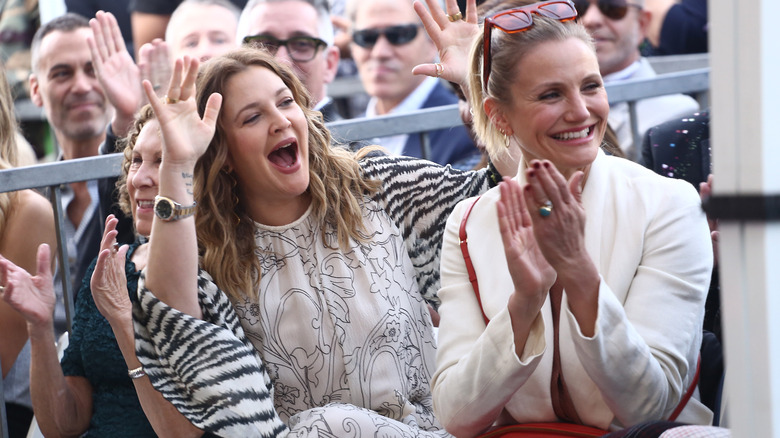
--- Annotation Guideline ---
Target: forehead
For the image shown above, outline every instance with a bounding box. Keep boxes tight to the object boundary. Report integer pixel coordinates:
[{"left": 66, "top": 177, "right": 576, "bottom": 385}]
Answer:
[
  {"left": 515, "top": 38, "right": 599, "bottom": 87},
  {"left": 37, "top": 28, "right": 92, "bottom": 72},
  {"left": 134, "top": 119, "right": 162, "bottom": 154},
  {"left": 171, "top": 5, "right": 238, "bottom": 38},
  {"left": 355, "top": 0, "right": 418, "bottom": 27},
  {"left": 223, "top": 66, "right": 288, "bottom": 112},
  {"left": 248, "top": 1, "right": 320, "bottom": 37}
]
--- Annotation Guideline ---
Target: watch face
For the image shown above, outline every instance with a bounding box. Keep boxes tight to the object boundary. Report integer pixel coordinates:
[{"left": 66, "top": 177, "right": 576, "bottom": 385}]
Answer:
[{"left": 155, "top": 198, "right": 174, "bottom": 220}]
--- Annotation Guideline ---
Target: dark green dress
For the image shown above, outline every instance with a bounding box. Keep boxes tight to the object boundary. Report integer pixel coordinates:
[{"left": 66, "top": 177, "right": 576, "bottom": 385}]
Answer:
[{"left": 60, "top": 242, "right": 157, "bottom": 437}]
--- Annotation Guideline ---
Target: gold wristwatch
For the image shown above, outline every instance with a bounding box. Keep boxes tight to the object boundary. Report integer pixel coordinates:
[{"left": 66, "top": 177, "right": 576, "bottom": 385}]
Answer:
[{"left": 154, "top": 195, "right": 196, "bottom": 222}]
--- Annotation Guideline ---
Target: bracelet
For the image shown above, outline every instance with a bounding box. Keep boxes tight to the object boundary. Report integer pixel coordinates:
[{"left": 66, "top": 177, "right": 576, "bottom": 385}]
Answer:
[{"left": 128, "top": 366, "right": 146, "bottom": 380}]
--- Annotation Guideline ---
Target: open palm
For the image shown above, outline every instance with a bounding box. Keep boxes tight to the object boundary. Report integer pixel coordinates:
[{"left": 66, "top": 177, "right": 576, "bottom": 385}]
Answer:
[{"left": 0, "top": 244, "right": 57, "bottom": 327}]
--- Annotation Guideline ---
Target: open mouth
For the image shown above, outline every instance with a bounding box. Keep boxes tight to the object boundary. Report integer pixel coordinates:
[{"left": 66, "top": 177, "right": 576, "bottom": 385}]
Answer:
[
  {"left": 268, "top": 141, "right": 299, "bottom": 168},
  {"left": 137, "top": 199, "right": 154, "bottom": 209},
  {"left": 553, "top": 126, "right": 592, "bottom": 141}
]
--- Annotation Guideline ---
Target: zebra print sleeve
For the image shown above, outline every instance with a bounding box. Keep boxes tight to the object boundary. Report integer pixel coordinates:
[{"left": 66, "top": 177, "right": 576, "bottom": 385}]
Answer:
[
  {"left": 360, "top": 155, "right": 493, "bottom": 308},
  {"left": 133, "top": 270, "right": 289, "bottom": 438}
]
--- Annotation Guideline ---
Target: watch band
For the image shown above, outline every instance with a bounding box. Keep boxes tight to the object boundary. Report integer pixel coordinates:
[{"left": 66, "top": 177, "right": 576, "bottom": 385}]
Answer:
[{"left": 154, "top": 195, "right": 197, "bottom": 222}]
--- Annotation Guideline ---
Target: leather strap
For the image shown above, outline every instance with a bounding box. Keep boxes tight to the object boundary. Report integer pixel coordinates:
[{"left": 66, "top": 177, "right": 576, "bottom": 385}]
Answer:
[{"left": 459, "top": 196, "right": 488, "bottom": 325}]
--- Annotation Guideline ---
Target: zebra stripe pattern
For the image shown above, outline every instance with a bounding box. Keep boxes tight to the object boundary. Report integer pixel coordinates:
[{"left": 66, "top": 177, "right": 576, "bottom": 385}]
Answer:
[{"left": 133, "top": 270, "right": 289, "bottom": 438}]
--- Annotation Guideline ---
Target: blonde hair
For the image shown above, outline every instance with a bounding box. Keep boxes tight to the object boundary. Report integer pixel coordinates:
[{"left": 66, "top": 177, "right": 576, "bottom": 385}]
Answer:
[
  {"left": 195, "top": 47, "right": 380, "bottom": 299},
  {"left": 468, "top": 14, "right": 594, "bottom": 159},
  {"left": 0, "top": 68, "right": 23, "bottom": 238},
  {"left": 116, "top": 105, "right": 157, "bottom": 220}
]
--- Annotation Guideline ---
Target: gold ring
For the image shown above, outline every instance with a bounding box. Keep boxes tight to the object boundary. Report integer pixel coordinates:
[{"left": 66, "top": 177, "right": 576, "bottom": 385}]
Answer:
[
  {"left": 163, "top": 95, "right": 180, "bottom": 104},
  {"left": 447, "top": 11, "right": 463, "bottom": 22},
  {"left": 434, "top": 63, "right": 443, "bottom": 77}
]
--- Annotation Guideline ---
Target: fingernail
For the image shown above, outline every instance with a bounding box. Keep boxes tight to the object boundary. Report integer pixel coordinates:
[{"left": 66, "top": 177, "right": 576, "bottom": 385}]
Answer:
[
  {"left": 533, "top": 161, "right": 541, "bottom": 169},
  {"left": 543, "top": 161, "right": 551, "bottom": 168},
  {"left": 528, "top": 170, "right": 535, "bottom": 178}
]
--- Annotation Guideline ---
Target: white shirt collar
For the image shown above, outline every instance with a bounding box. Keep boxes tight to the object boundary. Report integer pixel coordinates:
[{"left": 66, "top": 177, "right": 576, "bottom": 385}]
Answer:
[{"left": 602, "top": 59, "right": 641, "bottom": 83}]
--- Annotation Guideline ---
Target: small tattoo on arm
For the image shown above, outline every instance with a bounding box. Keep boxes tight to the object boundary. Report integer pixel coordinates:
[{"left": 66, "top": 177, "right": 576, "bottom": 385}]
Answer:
[{"left": 182, "top": 172, "right": 194, "bottom": 195}]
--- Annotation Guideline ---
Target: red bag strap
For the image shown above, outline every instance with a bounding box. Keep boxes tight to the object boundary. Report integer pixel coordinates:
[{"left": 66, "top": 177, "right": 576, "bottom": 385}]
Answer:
[
  {"left": 458, "top": 195, "right": 700, "bottom": 422},
  {"left": 459, "top": 196, "right": 489, "bottom": 325}
]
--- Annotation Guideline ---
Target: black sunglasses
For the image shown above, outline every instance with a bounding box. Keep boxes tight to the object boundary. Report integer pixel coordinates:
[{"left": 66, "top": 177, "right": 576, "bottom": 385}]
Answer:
[
  {"left": 352, "top": 24, "right": 420, "bottom": 49},
  {"left": 572, "top": 0, "right": 641, "bottom": 20},
  {"left": 242, "top": 34, "right": 327, "bottom": 62}
]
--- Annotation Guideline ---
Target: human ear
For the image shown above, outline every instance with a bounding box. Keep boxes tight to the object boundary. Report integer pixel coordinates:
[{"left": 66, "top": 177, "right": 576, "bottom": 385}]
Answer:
[
  {"left": 29, "top": 74, "right": 43, "bottom": 107},
  {"left": 484, "top": 97, "right": 513, "bottom": 136}
]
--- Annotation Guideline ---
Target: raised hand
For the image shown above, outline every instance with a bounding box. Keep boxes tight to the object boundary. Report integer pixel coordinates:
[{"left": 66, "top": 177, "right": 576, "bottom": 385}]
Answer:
[
  {"left": 137, "top": 38, "right": 172, "bottom": 102},
  {"left": 412, "top": 0, "right": 479, "bottom": 90},
  {"left": 497, "top": 178, "right": 556, "bottom": 306},
  {"left": 87, "top": 10, "right": 141, "bottom": 135},
  {"left": 91, "top": 215, "right": 132, "bottom": 327},
  {"left": 142, "top": 56, "right": 223, "bottom": 166},
  {"left": 0, "top": 244, "right": 56, "bottom": 328}
]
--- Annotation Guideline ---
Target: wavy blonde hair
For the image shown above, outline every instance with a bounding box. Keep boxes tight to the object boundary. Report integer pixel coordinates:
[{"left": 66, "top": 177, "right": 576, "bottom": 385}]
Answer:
[
  {"left": 0, "top": 67, "right": 22, "bottom": 238},
  {"left": 195, "top": 48, "right": 380, "bottom": 299},
  {"left": 115, "top": 105, "right": 156, "bottom": 220},
  {"left": 468, "top": 13, "right": 595, "bottom": 159}
]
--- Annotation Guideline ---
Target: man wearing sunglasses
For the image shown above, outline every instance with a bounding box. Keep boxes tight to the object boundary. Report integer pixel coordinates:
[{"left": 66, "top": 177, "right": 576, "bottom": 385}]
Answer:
[
  {"left": 237, "top": 0, "right": 343, "bottom": 121},
  {"left": 346, "top": 0, "right": 479, "bottom": 168},
  {"left": 577, "top": 0, "right": 699, "bottom": 158}
]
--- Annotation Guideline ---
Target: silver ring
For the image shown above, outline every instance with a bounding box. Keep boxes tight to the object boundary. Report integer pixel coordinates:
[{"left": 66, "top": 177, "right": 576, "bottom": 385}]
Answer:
[
  {"left": 434, "top": 63, "right": 443, "bottom": 78},
  {"left": 539, "top": 200, "right": 553, "bottom": 217},
  {"left": 0, "top": 285, "right": 5, "bottom": 293}
]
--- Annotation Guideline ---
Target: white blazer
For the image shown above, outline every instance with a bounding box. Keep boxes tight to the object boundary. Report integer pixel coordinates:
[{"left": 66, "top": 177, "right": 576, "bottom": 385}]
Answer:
[{"left": 434, "top": 151, "right": 714, "bottom": 437}]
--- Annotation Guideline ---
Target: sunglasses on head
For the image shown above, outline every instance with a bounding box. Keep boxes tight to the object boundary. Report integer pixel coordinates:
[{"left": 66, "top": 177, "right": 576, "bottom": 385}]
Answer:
[
  {"left": 352, "top": 24, "right": 420, "bottom": 49},
  {"left": 242, "top": 34, "right": 327, "bottom": 62},
  {"left": 483, "top": 0, "right": 578, "bottom": 91},
  {"left": 572, "top": 0, "right": 641, "bottom": 21}
]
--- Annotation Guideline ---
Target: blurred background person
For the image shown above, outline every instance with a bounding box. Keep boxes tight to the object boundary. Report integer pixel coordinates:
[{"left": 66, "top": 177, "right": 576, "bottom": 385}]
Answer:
[
  {"left": 238, "top": 0, "right": 343, "bottom": 121},
  {"left": 347, "top": 0, "right": 479, "bottom": 168},
  {"left": 165, "top": 0, "right": 240, "bottom": 62}
]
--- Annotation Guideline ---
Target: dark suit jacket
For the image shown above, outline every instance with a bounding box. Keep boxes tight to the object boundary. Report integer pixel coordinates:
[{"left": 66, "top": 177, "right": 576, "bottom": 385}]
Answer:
[{"left": 401, "top": 81, "right": 479, "bottom": 167}]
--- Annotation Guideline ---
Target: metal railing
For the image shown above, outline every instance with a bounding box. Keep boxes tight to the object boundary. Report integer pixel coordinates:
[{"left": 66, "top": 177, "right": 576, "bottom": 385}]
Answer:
[{"left": 0, "top": 67, "right": 709, "bottom": 434}]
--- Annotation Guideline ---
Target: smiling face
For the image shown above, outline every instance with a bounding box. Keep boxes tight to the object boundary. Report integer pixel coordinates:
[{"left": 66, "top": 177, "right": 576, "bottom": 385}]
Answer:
[
  {"left": 220, "top": 65, "right": 311, "bottom": 222},
  {"left": 126, "top": 119, "right": 162, "bottom": 237},
  {"left": 491, "top": 37, "right": 608, "bottom": 177},
  {"left": 167, "top": 4, "right": 238, "bottom": 62},
  {"left": 29, "top": 28, "right": 112, "bottom": 149}
]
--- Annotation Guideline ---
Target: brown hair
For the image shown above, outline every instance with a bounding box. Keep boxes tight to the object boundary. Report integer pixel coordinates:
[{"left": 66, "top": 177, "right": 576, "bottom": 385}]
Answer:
[
  {"left": 0, "top": 67, "right": 21, "bottom": 236},
  {"left": 194, "top": 47, "right": 379, "bottom": 299}
]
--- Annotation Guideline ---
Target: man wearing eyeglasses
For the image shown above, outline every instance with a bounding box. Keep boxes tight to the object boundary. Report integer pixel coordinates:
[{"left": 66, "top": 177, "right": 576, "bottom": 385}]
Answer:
[
  {"left": 237, "top": 0, "right": 343, "bottom": 122},
  {"left": 576, "top": 0, "right": 699, "bottom": 159},
  {"left": 346, "top": 0, "right": 479, "bottom": 168}
]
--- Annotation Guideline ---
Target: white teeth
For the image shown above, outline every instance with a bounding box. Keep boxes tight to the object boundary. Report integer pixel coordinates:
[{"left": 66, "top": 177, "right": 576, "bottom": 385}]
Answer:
[
  {"left": 554, "top": 127, "right": 589, "bottom": 140},
  {"left": 137, "top": 200, "right": 154, "bottom": 208}
]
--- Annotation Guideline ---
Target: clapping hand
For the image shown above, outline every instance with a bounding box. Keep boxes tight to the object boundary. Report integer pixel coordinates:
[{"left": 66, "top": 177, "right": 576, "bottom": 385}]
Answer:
[
  {"left": 91, "top": 215, "right": 132, "bottom": 327},
  {"left": 0, "top": 244, "right": 57, "bottom": 328},
  {"left": 497, "top": 177, "right": 555, "bottom": 313}
]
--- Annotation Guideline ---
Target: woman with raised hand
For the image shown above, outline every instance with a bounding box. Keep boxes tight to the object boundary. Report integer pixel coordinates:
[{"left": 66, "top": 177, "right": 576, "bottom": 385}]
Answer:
[
  {"left": 136, "top": 44, "right": 515, "bottom": 435},
  {"left": 419, "top": 0, "right": 714, "bottom": 436}
]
